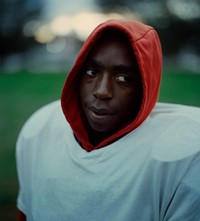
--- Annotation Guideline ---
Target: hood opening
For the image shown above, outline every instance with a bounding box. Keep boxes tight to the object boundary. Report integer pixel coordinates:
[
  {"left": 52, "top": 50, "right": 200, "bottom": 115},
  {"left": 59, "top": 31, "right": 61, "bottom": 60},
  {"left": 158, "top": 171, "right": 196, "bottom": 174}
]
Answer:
[{"left": 61, "top": 19, "right": 162, "bottom": 151}]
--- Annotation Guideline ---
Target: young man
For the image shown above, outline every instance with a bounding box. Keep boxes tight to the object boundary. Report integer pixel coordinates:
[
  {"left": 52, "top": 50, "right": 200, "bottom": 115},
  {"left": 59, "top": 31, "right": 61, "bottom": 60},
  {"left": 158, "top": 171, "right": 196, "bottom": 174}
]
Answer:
[{"left": 16, "top": 19, "right": 200, "bottom": 221}]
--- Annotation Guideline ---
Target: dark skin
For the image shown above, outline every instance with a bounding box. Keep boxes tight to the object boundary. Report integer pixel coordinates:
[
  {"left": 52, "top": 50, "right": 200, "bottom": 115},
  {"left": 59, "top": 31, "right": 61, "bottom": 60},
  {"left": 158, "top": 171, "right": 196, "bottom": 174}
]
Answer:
[
  {"left": 18, "top": 211, "right": 26, "bottom": 221},
  {"left": 80, "top": 32, "right": 143, "bottom": 146}
]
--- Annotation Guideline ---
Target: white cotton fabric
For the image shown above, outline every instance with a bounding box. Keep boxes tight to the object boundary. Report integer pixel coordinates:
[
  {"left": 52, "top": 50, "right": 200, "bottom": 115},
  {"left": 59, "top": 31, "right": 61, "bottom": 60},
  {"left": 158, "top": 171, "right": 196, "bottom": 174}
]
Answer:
[{"left": 16, "top": 101, "right": 200, "bottom": 221}]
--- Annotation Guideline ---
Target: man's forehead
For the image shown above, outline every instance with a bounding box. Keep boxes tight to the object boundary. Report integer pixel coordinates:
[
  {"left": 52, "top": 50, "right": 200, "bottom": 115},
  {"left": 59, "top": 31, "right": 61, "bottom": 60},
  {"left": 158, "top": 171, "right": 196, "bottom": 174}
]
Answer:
[{"left": 85, "top": 31, "right": 137, "bottom": 68}]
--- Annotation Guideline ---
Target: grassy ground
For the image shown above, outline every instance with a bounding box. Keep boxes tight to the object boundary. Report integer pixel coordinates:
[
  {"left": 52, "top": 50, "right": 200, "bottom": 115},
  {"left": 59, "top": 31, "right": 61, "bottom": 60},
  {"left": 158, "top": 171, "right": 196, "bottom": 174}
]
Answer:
[
  {"left": 159, "top": 70, "right": 200, "bottom": 107},
  {"left": 0, "top": 70, "right": 200, "bottom": 220}
]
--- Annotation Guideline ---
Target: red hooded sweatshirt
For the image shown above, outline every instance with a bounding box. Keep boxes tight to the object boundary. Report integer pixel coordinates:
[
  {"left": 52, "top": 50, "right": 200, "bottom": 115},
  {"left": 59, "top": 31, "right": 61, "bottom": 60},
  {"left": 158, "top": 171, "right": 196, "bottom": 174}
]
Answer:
[{"left": 61, "top": 19, "right": 162, "bottom": 152}]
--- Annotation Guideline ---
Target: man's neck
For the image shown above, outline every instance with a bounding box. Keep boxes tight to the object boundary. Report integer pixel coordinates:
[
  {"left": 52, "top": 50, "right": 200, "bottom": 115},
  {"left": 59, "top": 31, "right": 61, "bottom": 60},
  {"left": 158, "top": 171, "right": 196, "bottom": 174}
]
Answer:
[{"left": 89, "top": 130, "right": 114, "bottom": 147}]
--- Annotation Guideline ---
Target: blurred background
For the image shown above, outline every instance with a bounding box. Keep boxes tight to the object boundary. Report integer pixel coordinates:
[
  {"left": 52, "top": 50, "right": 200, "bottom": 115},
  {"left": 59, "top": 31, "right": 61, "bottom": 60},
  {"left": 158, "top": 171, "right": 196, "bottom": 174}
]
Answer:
[
  {"left": 1, "top": 0, "right": 200, "bottom": 73},
  {"left": 0, "top": 0, "right": 200, "bottom": 220}
]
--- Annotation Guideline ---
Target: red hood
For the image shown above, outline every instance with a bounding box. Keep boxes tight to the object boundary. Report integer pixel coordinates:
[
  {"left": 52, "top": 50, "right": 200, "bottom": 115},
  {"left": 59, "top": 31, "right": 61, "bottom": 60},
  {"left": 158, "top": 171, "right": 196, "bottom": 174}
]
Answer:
[{"left": 61, "top": 19, "right": 162, "bottom": 151}]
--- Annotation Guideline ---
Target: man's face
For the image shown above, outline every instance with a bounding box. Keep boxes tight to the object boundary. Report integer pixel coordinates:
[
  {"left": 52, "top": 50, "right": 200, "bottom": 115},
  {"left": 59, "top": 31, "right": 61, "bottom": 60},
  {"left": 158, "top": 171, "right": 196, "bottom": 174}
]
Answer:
[{"left": 79, "top": 34, "right": 142, "bottom": 134}]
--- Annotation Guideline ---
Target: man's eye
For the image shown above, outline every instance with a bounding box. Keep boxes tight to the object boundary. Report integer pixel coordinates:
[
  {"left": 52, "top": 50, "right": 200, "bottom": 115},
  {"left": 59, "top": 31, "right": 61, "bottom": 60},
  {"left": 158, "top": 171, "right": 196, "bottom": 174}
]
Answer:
[
  {"left": 115, "top": 75, "right": 132, "bottom": 83},
  {"left": 85, "top": 69, "right": 98, "bottom": 77}
]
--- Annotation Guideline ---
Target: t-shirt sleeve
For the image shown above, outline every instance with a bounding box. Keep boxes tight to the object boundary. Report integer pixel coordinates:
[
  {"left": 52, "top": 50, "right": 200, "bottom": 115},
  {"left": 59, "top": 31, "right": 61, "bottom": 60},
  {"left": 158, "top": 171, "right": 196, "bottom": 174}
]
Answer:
[
  {"left": 163, "top": 156, "right": 200, "bottom": 220},
  {"left": 15, "top": 101, "right": 61, "bottom": 215}
]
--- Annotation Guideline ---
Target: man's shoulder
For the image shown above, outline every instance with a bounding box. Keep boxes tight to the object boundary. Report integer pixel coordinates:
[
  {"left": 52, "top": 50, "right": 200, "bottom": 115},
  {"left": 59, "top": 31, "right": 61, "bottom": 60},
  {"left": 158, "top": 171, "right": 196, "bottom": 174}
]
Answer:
[
  {"left": 152, "top": 102, "right": 200, "bottom": 120},
  {"left": 18, "top": 100, "right": 66, "bottom": 140},
  {"left": 149, "top": 102, "right": 200, "bottom": 161}
]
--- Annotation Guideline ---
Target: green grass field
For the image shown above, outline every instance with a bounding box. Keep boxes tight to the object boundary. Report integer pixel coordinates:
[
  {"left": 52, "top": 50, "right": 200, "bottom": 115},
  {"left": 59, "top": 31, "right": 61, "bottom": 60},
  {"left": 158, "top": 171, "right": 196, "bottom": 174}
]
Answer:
[{"left": 0, "top": 71, "right": 200, "bottom": 220}]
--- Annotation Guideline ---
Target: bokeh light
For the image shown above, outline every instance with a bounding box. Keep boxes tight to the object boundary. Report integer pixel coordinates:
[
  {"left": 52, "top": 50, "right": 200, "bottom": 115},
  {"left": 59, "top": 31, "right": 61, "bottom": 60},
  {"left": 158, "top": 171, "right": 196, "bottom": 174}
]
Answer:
[
  {"left": 34, "top": 24, "right": 55, "bottom": 43},
  {"left": 50, "top": 15, "right": 72, "bottom": 36}
]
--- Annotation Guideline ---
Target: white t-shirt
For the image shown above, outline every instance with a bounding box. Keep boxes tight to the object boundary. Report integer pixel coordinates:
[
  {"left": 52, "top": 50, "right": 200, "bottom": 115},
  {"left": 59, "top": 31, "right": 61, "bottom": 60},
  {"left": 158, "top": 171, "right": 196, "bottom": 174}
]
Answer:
[{"left": 16, "top": 101, "right": 200, "bottom": 221}]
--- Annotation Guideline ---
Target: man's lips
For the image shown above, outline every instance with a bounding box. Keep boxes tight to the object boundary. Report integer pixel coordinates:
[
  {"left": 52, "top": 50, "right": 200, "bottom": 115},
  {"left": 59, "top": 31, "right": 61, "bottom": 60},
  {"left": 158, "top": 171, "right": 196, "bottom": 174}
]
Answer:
[{"left": 89, "top": 106, "right": 115, "bottom": 119}]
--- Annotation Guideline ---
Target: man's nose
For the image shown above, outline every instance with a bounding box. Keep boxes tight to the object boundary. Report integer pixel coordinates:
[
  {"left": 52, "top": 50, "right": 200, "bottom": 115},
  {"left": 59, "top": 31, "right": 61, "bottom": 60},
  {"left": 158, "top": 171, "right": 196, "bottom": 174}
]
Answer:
[{"left": 93, "top": 73, "right": 113, "bottom": 99}]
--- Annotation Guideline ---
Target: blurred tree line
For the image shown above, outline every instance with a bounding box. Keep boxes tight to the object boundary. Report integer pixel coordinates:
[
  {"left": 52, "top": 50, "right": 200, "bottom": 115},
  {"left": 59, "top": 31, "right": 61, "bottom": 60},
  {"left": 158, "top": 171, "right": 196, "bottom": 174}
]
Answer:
[
  {"left": 0, "top": 0, "right": 200, "bottom": 67},
  {"left": 0, "top": 0, "right": 43, "bottom": 63}
]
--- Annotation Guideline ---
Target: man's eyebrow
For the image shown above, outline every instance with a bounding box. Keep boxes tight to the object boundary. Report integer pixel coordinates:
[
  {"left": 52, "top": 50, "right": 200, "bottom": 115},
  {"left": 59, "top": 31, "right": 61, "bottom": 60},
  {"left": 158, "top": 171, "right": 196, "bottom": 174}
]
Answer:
[
  {"left": 85, "top": 59, "right": 135, "bottom": 71},
  {"left": 113, "top": 64, "right": 134, "bottom": 72}
]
